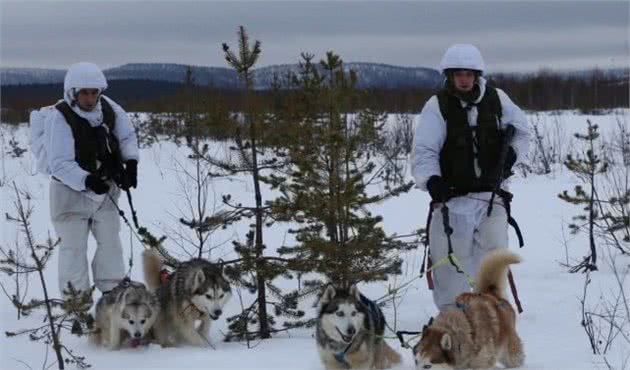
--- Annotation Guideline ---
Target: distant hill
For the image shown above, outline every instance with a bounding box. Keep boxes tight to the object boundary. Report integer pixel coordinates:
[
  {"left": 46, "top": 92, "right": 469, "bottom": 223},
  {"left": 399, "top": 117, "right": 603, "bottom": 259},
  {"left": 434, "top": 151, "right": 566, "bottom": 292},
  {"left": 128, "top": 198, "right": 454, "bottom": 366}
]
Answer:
[
  {"left": 1, "top": 68, "right": 66, "bottom": 86},
  {"left": 1, "top": 62, "right": 442, "bottom": 90}
]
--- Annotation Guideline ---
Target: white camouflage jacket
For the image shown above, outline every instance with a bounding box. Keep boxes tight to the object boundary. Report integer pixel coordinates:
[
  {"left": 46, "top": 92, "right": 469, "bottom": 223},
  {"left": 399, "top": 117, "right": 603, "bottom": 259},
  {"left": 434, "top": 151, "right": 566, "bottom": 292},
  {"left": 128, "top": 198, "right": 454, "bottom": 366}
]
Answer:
[{"left": 45, "top": 95, "right": 139, "bottom": 197}]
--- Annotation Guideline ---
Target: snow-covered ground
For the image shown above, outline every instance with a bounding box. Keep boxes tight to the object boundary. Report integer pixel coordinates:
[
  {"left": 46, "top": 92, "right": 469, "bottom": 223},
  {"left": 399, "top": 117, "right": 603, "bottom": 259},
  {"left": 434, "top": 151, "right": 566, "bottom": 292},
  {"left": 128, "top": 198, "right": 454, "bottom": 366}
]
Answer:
[{"left": 0, "top": 110, "right": 628, "bottom": 370}]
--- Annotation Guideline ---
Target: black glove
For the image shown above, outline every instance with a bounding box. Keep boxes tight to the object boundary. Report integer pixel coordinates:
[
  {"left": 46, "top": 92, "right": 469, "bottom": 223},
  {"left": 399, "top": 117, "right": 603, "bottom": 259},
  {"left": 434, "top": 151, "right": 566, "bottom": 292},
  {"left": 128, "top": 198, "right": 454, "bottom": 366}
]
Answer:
[
  {"left": 503, "top": 146, "right": 517, "bottom": 178},
  {"left": 119, "top": 160, "right": 138, "bottom": 190},
  {"left": 426, "top": 175, "right": 452, "bottom": 202},
  {"left": 85, "top": 174, "right": 110, "bottom": 195}
]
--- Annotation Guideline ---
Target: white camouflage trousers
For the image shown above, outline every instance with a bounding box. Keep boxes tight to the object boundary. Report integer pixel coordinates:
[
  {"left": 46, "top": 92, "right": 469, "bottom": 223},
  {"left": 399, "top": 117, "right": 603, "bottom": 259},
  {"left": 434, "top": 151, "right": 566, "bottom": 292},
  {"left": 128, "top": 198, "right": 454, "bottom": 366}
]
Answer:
[
  {"left": 50, "top": 179, "right": 125, "bottom": 295},
  {"left": 428, "top": 195, "right": 508, "bottom": 310}
]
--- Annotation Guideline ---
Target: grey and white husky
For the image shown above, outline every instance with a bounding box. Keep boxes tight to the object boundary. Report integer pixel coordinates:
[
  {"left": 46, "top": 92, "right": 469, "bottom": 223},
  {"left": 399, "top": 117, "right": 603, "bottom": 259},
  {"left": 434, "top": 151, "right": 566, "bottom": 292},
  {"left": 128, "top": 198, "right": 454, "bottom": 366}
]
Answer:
[
  {"left": 143, "top": 249, "right": 232, "bottom": 347},
  {"left": 90, "top": 279, "right": 159, "bottom": 349},
  {"left": 316, "top": 284, "right": 402, "bottom": 369}
]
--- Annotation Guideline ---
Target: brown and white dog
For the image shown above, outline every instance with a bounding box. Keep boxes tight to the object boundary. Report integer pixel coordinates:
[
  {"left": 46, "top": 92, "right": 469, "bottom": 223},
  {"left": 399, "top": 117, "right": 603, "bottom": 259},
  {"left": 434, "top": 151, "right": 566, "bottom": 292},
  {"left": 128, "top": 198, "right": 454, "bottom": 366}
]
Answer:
[{"left": 414, "top": 249, "right": 525, "bottom": 369}]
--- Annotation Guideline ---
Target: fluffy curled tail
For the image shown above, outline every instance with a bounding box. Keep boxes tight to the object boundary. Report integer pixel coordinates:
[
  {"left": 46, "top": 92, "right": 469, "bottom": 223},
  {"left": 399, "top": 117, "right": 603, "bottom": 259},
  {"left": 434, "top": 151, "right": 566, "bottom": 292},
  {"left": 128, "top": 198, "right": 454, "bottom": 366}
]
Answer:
[
  {"left": 143, "top": 249, "right": 163, "bottom": 291},
  {"left": 474, "top": 249, "right": 521, "bottom": 300}
]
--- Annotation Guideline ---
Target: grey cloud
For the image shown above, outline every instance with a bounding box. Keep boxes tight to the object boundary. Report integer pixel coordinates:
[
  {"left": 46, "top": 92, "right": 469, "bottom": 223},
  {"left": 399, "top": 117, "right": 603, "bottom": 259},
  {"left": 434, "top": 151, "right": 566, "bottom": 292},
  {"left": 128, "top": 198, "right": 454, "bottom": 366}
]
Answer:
[{"left": 1, "top": 1, "right": 627, "bottom": 72}]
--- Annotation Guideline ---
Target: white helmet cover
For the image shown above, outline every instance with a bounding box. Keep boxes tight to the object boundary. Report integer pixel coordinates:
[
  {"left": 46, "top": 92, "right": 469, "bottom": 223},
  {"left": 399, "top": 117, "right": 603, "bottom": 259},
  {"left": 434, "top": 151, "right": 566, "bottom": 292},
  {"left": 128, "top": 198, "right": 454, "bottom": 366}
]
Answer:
[
  {"left": 439, "top": 44, "right": 485, "bottom": 74},
  {"left": 64, "top": 62, "right": 108, "bottom": 94}
]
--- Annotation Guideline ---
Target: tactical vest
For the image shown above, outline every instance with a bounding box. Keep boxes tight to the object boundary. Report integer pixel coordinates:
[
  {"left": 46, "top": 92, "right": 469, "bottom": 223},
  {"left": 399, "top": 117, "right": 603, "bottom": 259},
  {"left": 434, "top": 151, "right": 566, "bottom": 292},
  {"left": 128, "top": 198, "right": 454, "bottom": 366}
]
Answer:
[
  {"left": 55, "top": 99, "right": 122, "bottom": 178},
  {"left": 437, "top": 85, "right": 504, "bottom": 192}
]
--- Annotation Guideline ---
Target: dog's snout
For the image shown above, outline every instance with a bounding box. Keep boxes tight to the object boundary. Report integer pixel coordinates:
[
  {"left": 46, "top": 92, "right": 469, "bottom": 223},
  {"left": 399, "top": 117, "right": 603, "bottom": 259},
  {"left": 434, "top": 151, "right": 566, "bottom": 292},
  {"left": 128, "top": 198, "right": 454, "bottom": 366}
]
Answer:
[
  {"left": 347, "top": 326, "right": 356, "bottom": 336},
  {"left": 134, "top": 332, "right": 142, "bottom": 338},
  {"left": 214, "top": 309, "right": 222, "bottom": 317}
]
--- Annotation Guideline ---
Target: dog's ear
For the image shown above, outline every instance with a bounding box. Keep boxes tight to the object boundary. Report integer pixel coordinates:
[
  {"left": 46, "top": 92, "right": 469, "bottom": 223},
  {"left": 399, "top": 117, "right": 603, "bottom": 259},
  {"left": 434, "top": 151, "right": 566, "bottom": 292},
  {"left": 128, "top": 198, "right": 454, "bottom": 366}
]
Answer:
[
  {"left": 216, "top": 260, "right": 229, "bottom": 282},
  {"left": 440, "top": 333, "right": 452, "bottom": 351},
  {"left": 121, "top": 290, "right": 131, "bottom": 306},
  {"left": 144, "top": 306, "right": 154, "bottom": 319},
  {"left": 320, "top": 285, "right": 336, "bottom": 308},
  {"left": 348, "top": 284, "right": 361, "bottom": 301},
  {"left": 422, "top": 317, "right": 433, "bottom": 334},
  {"left": 122, "top": 289, "right": 142, "bottom": 307},
  {"left": 189, "top": 268, "right": 206, "bottom": 292}
]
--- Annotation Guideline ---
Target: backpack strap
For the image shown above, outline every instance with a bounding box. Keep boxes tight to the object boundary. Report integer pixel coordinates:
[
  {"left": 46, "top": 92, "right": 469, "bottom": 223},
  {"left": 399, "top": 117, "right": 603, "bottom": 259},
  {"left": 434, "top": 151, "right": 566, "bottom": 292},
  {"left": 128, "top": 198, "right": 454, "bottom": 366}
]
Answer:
[
  {"left": 100, "top": 97, "right": 116, "bottom": 131},
  {"left": 497, "top": 189, "right": 524, "bottom": 247},
  {"left": 436, "top": 89, "right": 450, "bottom": 122},
  {"left": 54, "top": 101, "right": 75, "bottom": 124}
]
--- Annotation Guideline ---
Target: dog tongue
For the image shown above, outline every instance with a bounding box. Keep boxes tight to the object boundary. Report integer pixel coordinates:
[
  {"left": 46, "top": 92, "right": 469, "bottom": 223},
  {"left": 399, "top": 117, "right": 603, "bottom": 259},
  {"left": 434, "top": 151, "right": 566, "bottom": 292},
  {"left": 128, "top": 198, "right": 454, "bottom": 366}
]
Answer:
[{"left": 130, "top": 338, "right": 141, "bottom": 348}]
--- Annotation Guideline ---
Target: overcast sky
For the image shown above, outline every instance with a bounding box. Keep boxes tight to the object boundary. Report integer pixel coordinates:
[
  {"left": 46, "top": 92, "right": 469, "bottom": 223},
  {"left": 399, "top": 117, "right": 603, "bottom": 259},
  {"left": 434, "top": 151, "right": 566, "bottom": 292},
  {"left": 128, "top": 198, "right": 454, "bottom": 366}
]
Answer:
[{"left": 1, "top": 1, "right": 628, "bottom": 73}]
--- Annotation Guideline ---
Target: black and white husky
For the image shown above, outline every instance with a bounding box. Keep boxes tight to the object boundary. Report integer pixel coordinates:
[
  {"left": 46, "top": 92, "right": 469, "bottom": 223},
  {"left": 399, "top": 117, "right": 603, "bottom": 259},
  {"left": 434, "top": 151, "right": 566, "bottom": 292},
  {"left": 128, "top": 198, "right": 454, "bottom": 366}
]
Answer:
[
  {"left": 316, "top": 284, "right": 402, "bottom": 369},
  {"left": 90, "top": 279, "right": 159, "bottom": 349},
  {"left": 143, "top": 249, "right": 232, "bottom": 347}
]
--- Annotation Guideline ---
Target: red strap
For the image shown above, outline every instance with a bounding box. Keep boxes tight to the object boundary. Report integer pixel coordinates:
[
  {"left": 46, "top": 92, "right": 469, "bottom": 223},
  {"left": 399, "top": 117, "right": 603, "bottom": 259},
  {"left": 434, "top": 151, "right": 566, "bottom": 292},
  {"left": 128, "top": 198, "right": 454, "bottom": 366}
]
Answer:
[
  {"left": 426, "top": 255, "right": 434, "bottom": 290},
  {"left": 159, "top": 269, "right": 171, "bottom": 285},
  {"left": 508, "top": 269, "right": 523, "bottom": 313},
  {"left": 424, "top": 202, "right": 438, "bottom": 290}
]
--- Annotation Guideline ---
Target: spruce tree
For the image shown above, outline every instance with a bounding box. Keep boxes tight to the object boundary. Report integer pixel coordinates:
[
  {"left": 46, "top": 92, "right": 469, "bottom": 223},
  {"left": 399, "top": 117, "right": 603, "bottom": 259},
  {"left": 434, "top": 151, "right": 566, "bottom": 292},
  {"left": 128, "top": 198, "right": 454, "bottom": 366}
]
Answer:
[
  {"left": 271, "top": 52, "right": 414, "bottom": 294},
  {"left": 558, "top": 120, "right": 609, "bottom": 272},
  {"left": 214, "top": 26, "right": 301, "bottom": 341}
]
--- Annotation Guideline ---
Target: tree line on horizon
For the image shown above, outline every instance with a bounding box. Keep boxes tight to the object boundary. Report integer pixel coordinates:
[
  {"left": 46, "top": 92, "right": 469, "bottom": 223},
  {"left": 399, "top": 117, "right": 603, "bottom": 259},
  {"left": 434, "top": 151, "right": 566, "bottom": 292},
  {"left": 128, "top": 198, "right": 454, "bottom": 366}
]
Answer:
[{"left": 1, "top": 66, "right": 627, "bottom": 123}]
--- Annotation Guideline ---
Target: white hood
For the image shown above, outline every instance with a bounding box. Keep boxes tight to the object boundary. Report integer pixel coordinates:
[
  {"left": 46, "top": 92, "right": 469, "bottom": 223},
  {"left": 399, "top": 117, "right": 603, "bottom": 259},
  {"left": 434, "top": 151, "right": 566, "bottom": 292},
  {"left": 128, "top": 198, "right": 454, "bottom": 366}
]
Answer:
[{"left": 63, "top": 62, "right": 108, "bottom": 106}]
